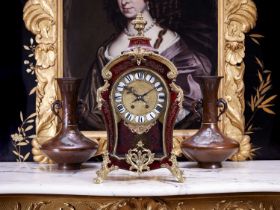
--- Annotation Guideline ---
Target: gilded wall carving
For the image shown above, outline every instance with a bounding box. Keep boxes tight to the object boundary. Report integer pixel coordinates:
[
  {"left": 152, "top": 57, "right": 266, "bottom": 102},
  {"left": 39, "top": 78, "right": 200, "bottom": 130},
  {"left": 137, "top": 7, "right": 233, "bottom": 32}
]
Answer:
[
  {"left": 223, "top": 0, "right": 257, "bottom": 160},
  {"left": 1, "top": 194, "right": 278, "bottom": 210},
  {"left": 23, "top": 0, "right": 257, "bottom": 162},
  {"left": 23, "top": 0, "right": 58, "bottom": 163}
]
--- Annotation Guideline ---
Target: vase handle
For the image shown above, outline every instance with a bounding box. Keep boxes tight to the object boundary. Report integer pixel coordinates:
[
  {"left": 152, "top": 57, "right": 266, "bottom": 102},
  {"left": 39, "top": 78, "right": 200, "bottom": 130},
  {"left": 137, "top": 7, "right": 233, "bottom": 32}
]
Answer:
[
  {"left": 217, "top": 98, "right": 227, "bottom": 120},
  {"left": 51, "top": 100, "right": 63, "bottom": 123},
  {"left": 192, "top": 99, "right": 203, "bottom": 119}
]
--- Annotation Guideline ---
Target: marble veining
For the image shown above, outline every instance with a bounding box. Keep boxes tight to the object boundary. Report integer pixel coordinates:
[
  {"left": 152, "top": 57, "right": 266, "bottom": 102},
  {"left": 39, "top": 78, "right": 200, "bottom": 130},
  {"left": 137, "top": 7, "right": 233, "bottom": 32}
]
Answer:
[{"left": 0, "top": 161, "right": 280, "bottom": 196}]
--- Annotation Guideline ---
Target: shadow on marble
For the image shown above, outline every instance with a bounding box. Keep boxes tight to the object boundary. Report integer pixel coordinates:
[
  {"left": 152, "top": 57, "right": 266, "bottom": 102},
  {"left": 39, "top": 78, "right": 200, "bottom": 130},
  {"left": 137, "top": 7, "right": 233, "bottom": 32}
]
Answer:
[{"left": 38, "top": 163, "right": 97, "bottom": 173}]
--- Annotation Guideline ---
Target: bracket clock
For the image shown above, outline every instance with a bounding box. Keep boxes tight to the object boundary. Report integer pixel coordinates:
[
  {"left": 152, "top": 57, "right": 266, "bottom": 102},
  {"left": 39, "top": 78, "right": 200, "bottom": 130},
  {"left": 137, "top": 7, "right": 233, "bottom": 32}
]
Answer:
[{"left": 96, "top": 13, "right": 184, "bottom": 183}]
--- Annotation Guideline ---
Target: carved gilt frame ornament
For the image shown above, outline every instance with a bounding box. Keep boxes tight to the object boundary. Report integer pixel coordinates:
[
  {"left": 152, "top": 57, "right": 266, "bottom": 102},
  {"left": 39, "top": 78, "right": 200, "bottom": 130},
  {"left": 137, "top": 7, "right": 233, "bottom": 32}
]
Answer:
[
  {"left": 2, "top": 193, "right": 279, "bottom": 209},
  {"left": 23, "top": 0, "right": 257, "bottom": 162}
]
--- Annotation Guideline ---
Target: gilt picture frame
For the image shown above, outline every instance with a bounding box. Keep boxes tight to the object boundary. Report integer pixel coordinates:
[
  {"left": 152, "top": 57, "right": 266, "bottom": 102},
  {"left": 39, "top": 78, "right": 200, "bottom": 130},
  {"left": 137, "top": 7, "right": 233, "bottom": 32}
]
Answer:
[{"left": 23, "top": 0, "right": 257, "bottom": 163}]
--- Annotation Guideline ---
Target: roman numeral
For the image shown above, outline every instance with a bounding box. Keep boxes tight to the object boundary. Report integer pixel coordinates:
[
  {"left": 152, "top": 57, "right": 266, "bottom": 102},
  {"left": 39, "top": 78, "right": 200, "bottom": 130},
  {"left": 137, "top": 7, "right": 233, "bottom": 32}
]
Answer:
[
  {"left": 145, "top": 74, "right": 155, "bottom": 83},
  {"left": 124, "top": 74, "right": 134, "bottom": 83},
  {"left": 114, "top": 93, "right": 122, "bottom": 102},
  {"left": 117, "top": 104, "right": 125, "bottom": 113},
  {"left": 146, "top": 112, "right": 156, "bottom": 121},
  {"left": 125, "top": 112, "right": 134, "bottom": 121},
  {"left": 135, "top": 115, "right": 145, "bottom": 123},
  {"left": 156, "top": 85, "right": 163, "bottom": 91},
  {"left": 155, "top": 104, "right": 163, "bottom": 113},
  {"left": 154, "top": 82, "right": 161, "bottom": 88},
  {"left": 117, "top": 82, "right": 126, "bottom": 92},
  {"left": 154, "top": 82, "right": 163, "bottom": 91},
  {"left": 135, "top": 72, "right": 145, "bottom": 80},
  {"left": 158, "top": 92, "right": 165, "bottom": 102},
  {"left": 114, "top": 96, "right": 122, "bottom": 102}
]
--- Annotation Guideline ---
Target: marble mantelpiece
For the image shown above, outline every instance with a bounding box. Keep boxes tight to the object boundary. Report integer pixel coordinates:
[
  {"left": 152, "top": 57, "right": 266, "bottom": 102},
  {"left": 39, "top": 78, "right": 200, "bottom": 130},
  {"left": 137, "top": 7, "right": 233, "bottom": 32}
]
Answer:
[
  {"left": 0, "top": 161, "right": 280, "bottom": 196},
  {"left": 1, "top": 161, "right": 280, "bottom": 210}
]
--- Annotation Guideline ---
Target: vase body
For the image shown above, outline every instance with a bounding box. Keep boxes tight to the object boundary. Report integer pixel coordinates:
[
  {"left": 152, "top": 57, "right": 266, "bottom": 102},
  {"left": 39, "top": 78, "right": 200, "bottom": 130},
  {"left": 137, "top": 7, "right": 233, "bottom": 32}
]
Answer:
[
  {"left": 41, "top": 78, "right": 98, "bottom": 170},
  {"left": 181, "top": 76, "right": 239, "bottom": 169}
]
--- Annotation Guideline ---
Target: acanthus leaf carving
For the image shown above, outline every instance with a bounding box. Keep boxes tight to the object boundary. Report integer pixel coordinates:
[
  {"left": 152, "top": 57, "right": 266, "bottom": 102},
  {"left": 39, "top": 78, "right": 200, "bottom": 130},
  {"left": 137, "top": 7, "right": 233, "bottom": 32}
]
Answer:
[
  {"left": 223, "top": 0, "right": 257, "bottom": 160},
  {"left": 23, "top": 0, "right": 58, "bottom": 163}
]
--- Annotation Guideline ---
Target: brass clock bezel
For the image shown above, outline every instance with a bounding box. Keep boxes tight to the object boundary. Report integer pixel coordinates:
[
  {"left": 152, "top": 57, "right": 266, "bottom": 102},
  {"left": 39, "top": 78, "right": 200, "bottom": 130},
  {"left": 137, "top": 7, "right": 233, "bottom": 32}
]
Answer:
[{"left": 110, "top": 67, "right": 169, "bottom": 126}]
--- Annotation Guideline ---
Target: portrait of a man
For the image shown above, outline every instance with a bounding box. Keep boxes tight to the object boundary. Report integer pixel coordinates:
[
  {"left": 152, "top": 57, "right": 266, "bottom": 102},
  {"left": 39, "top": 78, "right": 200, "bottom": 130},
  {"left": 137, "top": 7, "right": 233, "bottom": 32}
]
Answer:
[{"left": 63, "top": 0, "right": 218, "bottom": 131}]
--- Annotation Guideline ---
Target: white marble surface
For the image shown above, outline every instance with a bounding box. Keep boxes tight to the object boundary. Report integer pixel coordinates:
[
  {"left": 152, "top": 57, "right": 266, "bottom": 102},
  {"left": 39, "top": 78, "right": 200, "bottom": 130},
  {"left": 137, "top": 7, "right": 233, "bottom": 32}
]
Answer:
[{"left": 0, "top": 161, "right": 280, "bottom": 196}]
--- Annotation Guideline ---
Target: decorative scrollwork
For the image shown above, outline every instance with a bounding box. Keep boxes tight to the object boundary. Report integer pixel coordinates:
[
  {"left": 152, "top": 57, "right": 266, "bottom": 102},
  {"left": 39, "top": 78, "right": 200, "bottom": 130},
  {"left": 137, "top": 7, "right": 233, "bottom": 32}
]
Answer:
[
  {"left": 125, "top": 141, "right": 155, "bottom": 174},
  {"left": 125, "top": 121, "right": 157, "bottom": 135},
  {"left": 97, "top": 198, "right": 168, "bottom": 210},
  {"left": 222, "top": 0, "right": 257, "bottom": 160},
  {"left": 95, "top": 152, "right": 119, "bottom": 184},
  {"left": 97, "top": 81, "right": 110, "bottom": 110},
  {"left": 5, "top": 197, "right": 278, "bottom": 210},
  {"left": 161, "top": 152, "right": 184, "bottom": 183},
  {"left": 23, "top": 0, "right": 58, "bottom": 163},
  {"left": 125, "top": 47, "right": 153, "bottom": 66},
  {"left": 14, "top": 201, "right": 50, "bottom": 210},
  {"left": 170, "top": 82, "right": 183, "bottom": 110},
  {"left": 214, "top": 200, "right": 274, "bottom": 210}
]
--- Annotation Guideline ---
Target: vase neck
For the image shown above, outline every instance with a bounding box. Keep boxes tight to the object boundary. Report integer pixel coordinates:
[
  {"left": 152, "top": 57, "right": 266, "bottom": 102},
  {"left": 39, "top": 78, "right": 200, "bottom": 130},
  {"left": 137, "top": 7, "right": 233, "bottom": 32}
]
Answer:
[
  {"left": 198, "top": 76, "right": 222, "bottom": 124},
  {"left": 57, "top": 78, "right": 81, "bottom": 127}
]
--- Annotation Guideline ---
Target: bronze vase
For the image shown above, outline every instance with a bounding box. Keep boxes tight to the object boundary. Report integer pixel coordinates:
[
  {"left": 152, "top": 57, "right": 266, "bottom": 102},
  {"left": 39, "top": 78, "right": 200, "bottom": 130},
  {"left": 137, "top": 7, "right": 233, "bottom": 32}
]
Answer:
[
  {"left": 181, "top": 76, "right": 239, "bottom": 169},
  {"left": 41, "top": 78, "right": 98, "bottom": 170}
]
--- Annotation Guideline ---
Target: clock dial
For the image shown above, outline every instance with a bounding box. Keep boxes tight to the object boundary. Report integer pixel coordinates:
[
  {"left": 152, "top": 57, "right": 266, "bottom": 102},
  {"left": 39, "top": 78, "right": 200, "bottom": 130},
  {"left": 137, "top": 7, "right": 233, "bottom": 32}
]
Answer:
[{"left": 112, "top": 69, "right": 167, "bottom": 124}]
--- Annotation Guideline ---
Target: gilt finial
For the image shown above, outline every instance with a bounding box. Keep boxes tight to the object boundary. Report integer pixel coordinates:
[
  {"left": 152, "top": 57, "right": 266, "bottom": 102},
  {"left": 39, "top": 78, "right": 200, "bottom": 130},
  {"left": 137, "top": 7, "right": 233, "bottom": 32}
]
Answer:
[{"left": 131, "top": 13, "right": 147, "bottom": 36}]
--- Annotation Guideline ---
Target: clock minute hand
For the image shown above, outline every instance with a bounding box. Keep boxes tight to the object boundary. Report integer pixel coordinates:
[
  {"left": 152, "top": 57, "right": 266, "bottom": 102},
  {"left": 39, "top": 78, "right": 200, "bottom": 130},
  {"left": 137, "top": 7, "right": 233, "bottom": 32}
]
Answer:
[
  {"left": 141, "top": 87, "right": 156, "bottom": 97},
  {"left": 124, "top": 86, "right": 147, "bottom": 103},
  {"left": 132, "top": 87, "right": 156, "bottom": 103}
]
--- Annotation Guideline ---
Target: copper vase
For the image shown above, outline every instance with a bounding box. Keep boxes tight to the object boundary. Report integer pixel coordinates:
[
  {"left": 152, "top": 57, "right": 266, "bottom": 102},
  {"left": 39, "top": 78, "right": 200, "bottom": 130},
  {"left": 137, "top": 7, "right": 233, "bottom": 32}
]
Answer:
[
  {"left": 181, "top": 76, "right": 239, "bottom": 169},
  {"left": 41, "top": 78, "right": 98, "bottom": 170}
]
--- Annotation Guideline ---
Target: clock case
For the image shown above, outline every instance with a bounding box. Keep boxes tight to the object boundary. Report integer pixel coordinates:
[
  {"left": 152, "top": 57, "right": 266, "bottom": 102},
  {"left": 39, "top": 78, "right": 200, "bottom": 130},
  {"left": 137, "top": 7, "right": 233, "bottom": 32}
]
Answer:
[{"left": 95, "top": 14, "right": 184, "bottom": 183}]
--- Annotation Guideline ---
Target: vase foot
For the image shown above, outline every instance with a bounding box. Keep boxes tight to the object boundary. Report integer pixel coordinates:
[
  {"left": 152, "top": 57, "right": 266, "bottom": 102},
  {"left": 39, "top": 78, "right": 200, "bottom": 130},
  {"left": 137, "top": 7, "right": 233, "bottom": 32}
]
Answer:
[
  {"left": 57, "top": 163, "right": 81, "bottom": 170},
  {"left": 198, "top": 162, "right": 222, "bottom": 169}
]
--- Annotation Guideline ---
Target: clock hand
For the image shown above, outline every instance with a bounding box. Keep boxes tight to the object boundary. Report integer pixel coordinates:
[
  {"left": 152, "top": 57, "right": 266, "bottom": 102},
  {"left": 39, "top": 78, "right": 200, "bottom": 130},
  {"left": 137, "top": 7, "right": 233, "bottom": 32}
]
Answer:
[
  {"left": 123, "top": 86, "right": 148, "bottom": 104},
  {"left": 131, "top": 87, "right": 156, "bottom": 104},
  {"left": 132, "top": 95, "right": 147, "bottom": 103},
  {"left": 124, "top": 86, "right": 141, "bottom": 97},
  {"left": 124, "top": 86, "right": 151, "bottom": 105},
  {"left": 141, "top": 87, "right": 156, "bottom": 97}
]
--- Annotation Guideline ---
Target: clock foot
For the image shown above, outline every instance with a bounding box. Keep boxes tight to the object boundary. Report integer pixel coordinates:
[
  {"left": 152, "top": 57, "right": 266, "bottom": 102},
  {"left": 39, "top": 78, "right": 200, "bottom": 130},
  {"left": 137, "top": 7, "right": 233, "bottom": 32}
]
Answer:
[
  {"left": 95, "top": 152, "right": 118, "bottom": 184},
  {"left": 161, "top": 153, "right": 185, "bottom": 183}
]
